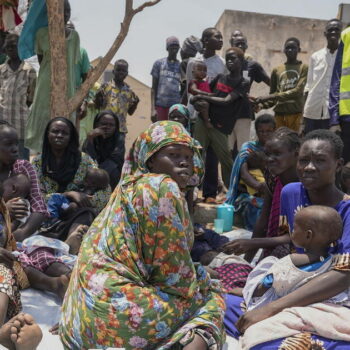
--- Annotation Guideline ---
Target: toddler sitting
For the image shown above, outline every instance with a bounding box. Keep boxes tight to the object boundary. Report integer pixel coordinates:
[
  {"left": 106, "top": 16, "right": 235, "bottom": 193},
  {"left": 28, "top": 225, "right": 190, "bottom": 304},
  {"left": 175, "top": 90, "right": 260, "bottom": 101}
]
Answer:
[{"left": 232, "top": 205, "right": 347, "bottom": 310}]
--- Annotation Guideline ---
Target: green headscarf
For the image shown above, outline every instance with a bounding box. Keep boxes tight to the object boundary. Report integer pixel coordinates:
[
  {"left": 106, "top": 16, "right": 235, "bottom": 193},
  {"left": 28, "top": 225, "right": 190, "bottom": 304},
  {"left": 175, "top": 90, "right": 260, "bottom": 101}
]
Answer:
[{"left": 122, "top": 121, "right": 203, "bottom": 188}]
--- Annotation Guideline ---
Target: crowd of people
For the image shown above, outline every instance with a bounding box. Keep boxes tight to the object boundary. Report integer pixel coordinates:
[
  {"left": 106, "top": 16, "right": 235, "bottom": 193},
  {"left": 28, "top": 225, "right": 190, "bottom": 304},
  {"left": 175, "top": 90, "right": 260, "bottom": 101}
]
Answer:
[{"left": 0, "top": 0, "right": 349, "bottom": 348}]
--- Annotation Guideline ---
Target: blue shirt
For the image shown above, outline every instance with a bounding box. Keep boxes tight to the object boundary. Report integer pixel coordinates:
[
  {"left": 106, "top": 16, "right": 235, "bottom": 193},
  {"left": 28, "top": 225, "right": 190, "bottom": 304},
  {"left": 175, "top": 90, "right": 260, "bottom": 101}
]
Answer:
[{"left": 151, "top": 57, "right": 181, "bottom": 108}]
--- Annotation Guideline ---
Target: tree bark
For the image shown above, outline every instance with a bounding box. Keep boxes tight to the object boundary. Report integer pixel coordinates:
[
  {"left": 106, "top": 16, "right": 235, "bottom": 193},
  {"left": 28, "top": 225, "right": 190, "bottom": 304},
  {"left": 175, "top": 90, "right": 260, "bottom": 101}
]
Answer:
[
  {"left": 47, "top": 0, "right": 68, "bottom": 118},
  {"left": 66, "top": 0, "right": 161, "bottom": 115}
]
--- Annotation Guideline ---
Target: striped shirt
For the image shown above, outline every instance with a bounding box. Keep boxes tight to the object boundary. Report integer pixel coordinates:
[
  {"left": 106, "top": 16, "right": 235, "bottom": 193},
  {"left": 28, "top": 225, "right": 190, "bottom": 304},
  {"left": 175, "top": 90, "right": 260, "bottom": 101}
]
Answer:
[
  {"left": 0, "top": 61, "right": 37, "bottom": 139},
  {"left": 12, "top": 159, "right": 48, "bottom": 216}
]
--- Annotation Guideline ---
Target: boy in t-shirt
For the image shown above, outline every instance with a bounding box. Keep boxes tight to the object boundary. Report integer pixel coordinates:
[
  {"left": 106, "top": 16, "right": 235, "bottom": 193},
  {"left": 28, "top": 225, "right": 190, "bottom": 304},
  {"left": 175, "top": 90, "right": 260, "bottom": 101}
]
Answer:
[
  {"left": 256, "top": 37, "right": 308, "bottom": 132},
  {"left": 191, "top": 47, "right": 250, "bottom": 188},
  {"left": 151, "top": 36, "right": 181, "bottom": 121}
]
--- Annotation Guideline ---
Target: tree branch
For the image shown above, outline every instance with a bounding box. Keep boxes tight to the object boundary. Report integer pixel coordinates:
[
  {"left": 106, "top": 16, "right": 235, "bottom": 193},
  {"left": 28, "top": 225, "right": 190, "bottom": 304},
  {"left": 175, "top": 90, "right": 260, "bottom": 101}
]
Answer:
[
  {"left": 133, "top": 0, "right": 161, "bottom": 14},
  {"left": 66, "top": 0, "right": 161, "bottom": 114}
]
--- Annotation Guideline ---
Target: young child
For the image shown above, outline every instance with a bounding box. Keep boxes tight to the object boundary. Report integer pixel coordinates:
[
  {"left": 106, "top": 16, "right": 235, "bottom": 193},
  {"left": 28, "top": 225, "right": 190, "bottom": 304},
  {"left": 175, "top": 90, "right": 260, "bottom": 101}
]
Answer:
[
  {"left": 233, "top": 205, "right": 345, "bottom": 310},
  {"left": 47, "top": 168, "right": 110, "bottom": 219},
  {"left": 188, "top": 61, "right": 214, "bottom": 128},
  {"left": 239, "top": 151, "right": 266, "bottom": 197},
  {"left": 255, "top": 37, "right": 308, "bottom": 132},
  {"left": 340, "top": 162, "right": 350, "bottom": 195},
  {"left": 2, "top": 174, "right": 31, "bottom": 231}
]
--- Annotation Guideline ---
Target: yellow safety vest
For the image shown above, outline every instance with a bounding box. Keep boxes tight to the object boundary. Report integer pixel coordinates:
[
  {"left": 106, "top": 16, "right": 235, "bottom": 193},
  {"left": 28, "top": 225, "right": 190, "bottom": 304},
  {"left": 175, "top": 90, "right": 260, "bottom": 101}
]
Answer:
[{"left": 340, "top": 27, "right": 350, "bottom": 116}]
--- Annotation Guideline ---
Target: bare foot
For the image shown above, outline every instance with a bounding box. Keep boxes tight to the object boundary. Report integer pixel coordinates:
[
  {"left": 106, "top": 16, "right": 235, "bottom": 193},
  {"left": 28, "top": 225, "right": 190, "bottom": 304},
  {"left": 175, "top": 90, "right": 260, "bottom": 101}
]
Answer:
[
  {"left": 10, "top": 314, "right": 42, "bottom": 350},
  {"left": 65, "top": 224, "right": 87, "bottom": 255},
  {"left": 0, "top": 314, "right": 23, "bottom": 350},
  {"left": 52, "top": 274, "right": 70, "bottom": 300}
]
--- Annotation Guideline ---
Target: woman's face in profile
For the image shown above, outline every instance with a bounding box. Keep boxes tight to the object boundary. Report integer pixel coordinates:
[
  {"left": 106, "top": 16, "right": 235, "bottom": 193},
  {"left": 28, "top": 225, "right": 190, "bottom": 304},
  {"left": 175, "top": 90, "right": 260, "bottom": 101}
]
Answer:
[
  {"left": 147, "top": 144, "right": 194, "bottom": 190},
  {"left": 48, "top": 121, "right": 71, "bottom": 151}
]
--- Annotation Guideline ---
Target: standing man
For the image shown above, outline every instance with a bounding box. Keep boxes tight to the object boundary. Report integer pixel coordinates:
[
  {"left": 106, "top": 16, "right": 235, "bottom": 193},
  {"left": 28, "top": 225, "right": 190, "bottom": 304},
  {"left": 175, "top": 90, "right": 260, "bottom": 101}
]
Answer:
[
  {"left": 95, "top": 59, "right": 139, "bottom": 166},
  {"left": 329, "top": 25, "right": 350, "bottom": 163},
  {"left": 186, "top": 28, "right": 230, "bottom": 203},
  {"left": 0, "top": 34, "right": 36, "bottom": 159},
  {"left": 256, "top": 37, "right": 308, "bottom": 132},
  {"left": 230, "top": 34, "right": 270, "bottom": 151},
  {"left": 151, "top": 36, "right": 181, "bottom": 121},
  {"left": 302, "top": 19, "right": 343, "bottom": 134}
]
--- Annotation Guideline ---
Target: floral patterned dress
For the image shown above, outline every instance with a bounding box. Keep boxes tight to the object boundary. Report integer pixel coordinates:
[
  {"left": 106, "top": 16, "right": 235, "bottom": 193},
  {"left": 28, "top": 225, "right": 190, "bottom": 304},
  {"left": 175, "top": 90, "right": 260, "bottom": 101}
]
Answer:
[
  {"left": 31, "top": 152, "right": 110, "bottom": 213},
  {"left": 0, "top": 200, "right": 29, "bottom": 319},
  {"left": 59, "top": 121, "right": 226, "bottom": 349}
]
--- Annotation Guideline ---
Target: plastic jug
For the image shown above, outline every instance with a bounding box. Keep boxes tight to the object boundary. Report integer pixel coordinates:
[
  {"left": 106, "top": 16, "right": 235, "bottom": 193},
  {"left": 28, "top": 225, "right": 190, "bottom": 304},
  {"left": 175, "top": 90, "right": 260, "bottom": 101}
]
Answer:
[{"left": 216, "top": 203, "right": 234, "bottom": 232}]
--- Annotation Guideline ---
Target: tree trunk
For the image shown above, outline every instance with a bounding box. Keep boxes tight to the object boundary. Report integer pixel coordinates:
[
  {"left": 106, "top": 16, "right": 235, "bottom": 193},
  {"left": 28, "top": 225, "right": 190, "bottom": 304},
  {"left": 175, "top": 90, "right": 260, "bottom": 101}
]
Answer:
[{"left": 47, "top": 0, "right": 68, "bottom": 118}]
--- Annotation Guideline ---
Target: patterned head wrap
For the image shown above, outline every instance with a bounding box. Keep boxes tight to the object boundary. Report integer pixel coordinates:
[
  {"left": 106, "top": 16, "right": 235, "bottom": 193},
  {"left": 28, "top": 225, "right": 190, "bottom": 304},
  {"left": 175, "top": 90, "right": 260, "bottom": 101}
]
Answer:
[
  {"left": 168, "top": 104, "right": 191, "bottom": 131},
  {"left": 168, "top": 104, "right": 190, "bottom": 120},
  {"left": 122, "top": 121, "right": 203, "bottom": 188},
  {"left": 181, "top": 35, "right": 203, "bottom": 56}
]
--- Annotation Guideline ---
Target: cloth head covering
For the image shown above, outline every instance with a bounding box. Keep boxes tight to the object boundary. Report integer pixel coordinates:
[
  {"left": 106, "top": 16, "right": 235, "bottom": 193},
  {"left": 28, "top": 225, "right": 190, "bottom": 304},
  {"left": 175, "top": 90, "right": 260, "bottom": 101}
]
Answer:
[
  {"left": 122, "top": 121, "right": 203, "bottom": 188},
  {"left": 41, "top": 117, "right": 81, "bottom": 193},
  {"left": 181, "top": 35, "right": 203, "bottom": 56},
  {"left": 166, "top": 36, "right": 179, "bottom": 48},
  {"left": 168, "top": 104, "right": 191, "bottom": 132},
  {"left": 90, "top": 110, "right": 120, "bottom": 163}
]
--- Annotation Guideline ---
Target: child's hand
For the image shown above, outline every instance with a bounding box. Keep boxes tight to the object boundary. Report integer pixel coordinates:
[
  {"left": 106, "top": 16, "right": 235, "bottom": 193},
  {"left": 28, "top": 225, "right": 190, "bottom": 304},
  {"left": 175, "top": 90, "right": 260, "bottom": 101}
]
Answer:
[
  {"left": 6, "top": 198, "right": 29, "bottom": 220},
  {"left": 0, "top": 247, "right": 15, "bottom": 268}
]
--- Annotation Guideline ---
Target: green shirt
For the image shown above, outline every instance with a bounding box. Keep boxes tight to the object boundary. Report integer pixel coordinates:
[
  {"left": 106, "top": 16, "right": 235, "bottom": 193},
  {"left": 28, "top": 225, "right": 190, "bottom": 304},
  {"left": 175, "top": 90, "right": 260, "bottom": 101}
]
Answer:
[{"left": 269, "top": 61, "right": 308, "bottom": 115}]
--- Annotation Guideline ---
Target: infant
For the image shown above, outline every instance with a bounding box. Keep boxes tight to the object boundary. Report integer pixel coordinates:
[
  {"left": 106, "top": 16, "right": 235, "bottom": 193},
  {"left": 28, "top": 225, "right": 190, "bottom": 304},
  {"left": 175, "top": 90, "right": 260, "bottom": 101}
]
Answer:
[{"left": 47, "top": 168, "right": 110, "bottom": 219}]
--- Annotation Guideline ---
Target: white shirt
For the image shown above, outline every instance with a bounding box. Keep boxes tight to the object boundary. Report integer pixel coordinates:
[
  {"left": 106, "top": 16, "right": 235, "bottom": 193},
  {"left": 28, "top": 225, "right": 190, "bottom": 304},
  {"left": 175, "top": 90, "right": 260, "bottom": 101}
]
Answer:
[{"left": 303, "top": 47, "right": 337, "bottom": 120}]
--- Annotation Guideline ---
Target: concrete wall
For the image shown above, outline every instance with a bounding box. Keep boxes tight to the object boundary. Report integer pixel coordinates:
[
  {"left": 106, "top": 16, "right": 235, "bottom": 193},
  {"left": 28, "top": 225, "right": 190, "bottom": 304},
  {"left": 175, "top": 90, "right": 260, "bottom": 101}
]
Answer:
[{"left": 216, "top": 10, "right": 330, "bottom": 97}]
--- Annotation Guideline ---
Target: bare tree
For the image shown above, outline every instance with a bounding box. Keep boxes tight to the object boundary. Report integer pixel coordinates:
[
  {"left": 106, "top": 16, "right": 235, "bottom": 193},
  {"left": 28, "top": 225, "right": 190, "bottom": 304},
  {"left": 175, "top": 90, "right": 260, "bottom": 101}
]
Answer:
[{"left": 47, "top": 0, "right": 161, "bottom": 118}]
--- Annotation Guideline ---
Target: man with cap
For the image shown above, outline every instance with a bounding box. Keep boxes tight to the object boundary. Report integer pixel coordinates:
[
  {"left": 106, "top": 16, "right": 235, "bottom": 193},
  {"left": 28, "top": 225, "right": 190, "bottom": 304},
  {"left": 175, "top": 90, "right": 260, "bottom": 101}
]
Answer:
[{"left": 151, "top": 36, "right": 181, "bottom": 121}]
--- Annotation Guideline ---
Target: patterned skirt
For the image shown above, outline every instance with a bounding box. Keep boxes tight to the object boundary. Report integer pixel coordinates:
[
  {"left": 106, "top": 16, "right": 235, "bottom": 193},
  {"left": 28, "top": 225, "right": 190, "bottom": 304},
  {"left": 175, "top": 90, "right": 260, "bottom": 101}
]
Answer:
[{"left": 0, "top": 263, "right": 22, "bottom": 319}]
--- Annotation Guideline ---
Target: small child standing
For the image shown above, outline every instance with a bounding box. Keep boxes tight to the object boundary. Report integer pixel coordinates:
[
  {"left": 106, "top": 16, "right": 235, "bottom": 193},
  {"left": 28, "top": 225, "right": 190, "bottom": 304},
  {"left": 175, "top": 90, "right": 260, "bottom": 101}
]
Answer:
[
  {"left": 188, "top": 61, "right": 214, "bottom": 128},
  {"left": 232, "top": 205, "right": 346, "bottom": 310}
]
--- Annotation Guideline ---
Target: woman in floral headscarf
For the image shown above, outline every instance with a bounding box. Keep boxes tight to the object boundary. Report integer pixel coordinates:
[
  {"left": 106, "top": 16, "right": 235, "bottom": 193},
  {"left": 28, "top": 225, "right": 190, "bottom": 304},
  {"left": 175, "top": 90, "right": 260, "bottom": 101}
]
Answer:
[{"left": 59, "top": 121, "right": 226, "bottom": 350}]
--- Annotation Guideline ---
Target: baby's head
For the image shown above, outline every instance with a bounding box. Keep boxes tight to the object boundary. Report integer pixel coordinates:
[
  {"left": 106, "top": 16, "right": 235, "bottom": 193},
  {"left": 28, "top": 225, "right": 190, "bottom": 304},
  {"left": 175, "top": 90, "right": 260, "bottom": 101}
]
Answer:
[
  {"left": 200, "top": 250, "right": 220, "bottom": 266},
  {"left": 246, "top": 151, "right": 266, "bottom": 171},
  {"left": 2, "top": 173, "right": 30, "bottom": 202},
  {"left": 292, "top": 205, "right": 343, "bottom": 252},
  {"left": 83, "top": 168, "right": 110, "bottom": 195},
  {"left": 192, "top": 60, "right": 207, "bottom": 81}
]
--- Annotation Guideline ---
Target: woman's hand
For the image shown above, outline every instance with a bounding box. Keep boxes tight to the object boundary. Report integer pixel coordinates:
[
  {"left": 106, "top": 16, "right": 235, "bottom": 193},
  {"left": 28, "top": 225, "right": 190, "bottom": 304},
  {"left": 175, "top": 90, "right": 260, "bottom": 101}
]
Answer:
[
  {"left": 64, "top": 192, "right": 92, "bottom": 208},
  {"left": 87, "top": 127, "right": 105, "bottom": 140},
  {"left": 222, "top": 239, "right": 257, "bottom": 255},
  {"left": 6, "top": 198, "right": 29, "bottom": 220},
  {"left": 0, "top": 248, "right": 15, "bottom": 268},
  {"left": 236, "top": 305, "right": 275, "bottom": 333}
]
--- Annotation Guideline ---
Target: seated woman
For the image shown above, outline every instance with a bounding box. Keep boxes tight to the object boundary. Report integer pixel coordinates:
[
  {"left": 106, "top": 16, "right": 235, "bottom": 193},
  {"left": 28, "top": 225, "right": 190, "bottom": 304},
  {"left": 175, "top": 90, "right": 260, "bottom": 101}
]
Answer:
[
  {"left": 224, "top": 130, "right": 350, "bottom": 349},
  {"left": 31, "top": 117, "right": 110, "bottom": 252},
  {"left": 226, "top": 114, "right": 275, "bottom": 229},
  {"left": 82, "top": 110, "right": 122, "bottom": 189},
  {"left": 223, "top": 127, "right": 301, "bottom": 261},
  {"left": 59, "top": 121, "right": 225, "bottom": 350},
  {"left": 0, "top": 122, "right": 48, "bottom": 242}
]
